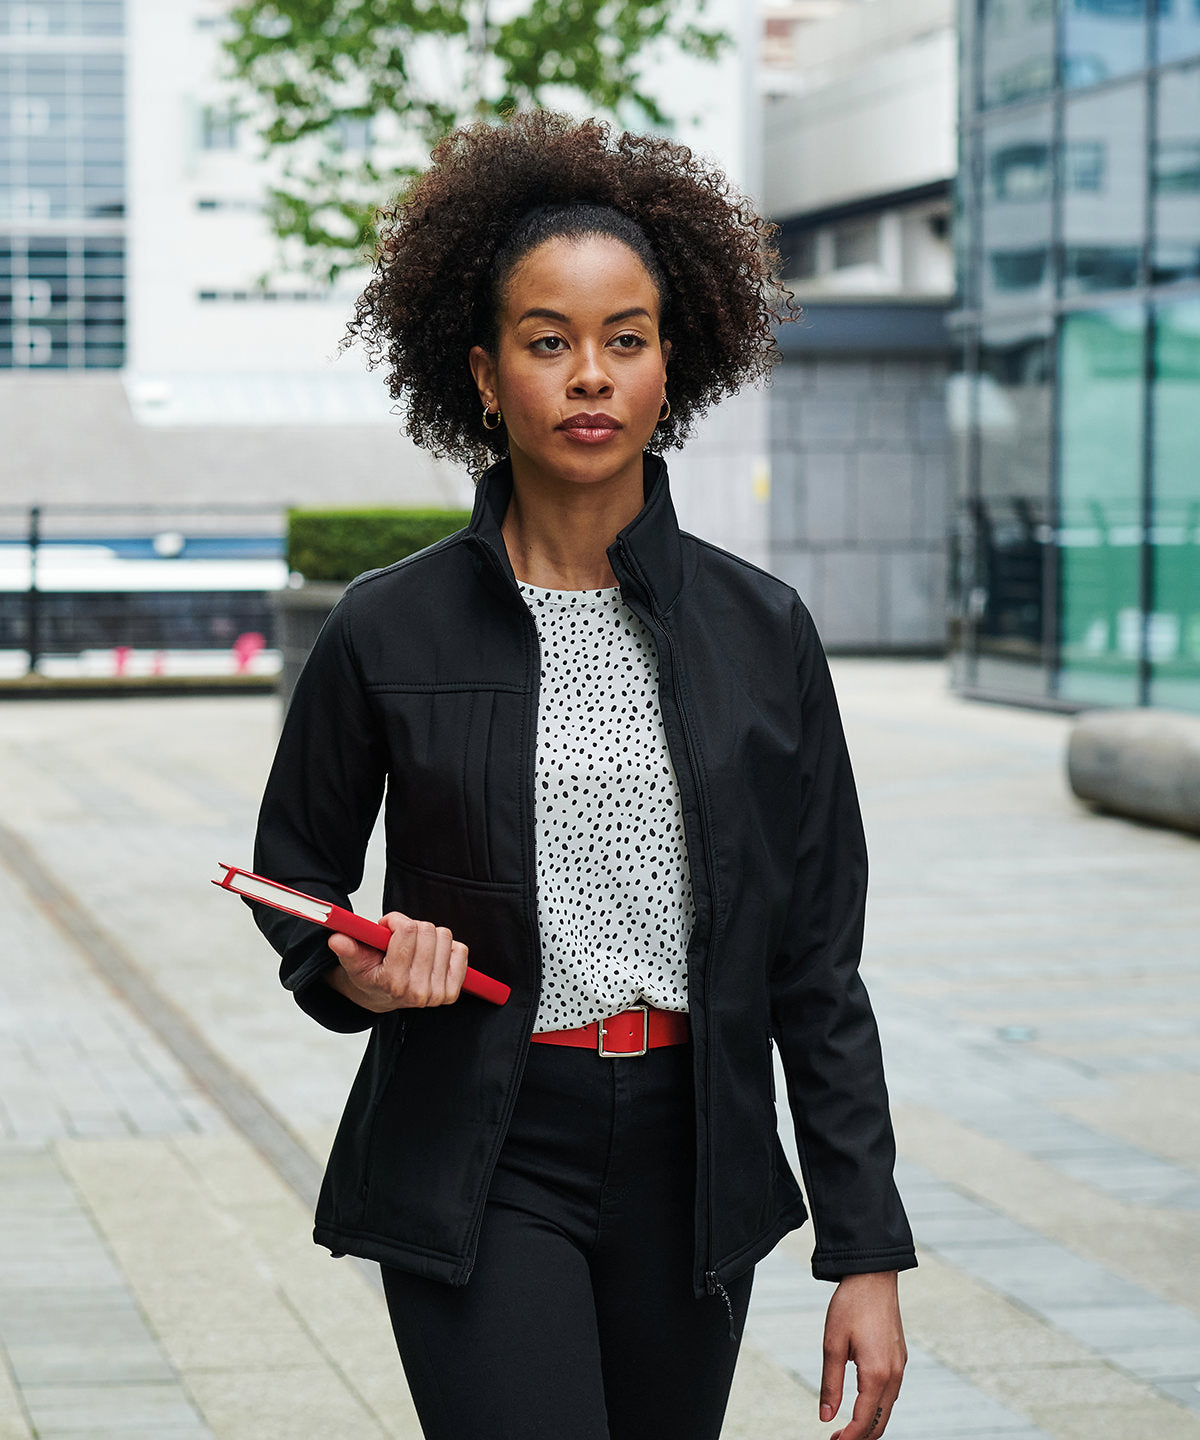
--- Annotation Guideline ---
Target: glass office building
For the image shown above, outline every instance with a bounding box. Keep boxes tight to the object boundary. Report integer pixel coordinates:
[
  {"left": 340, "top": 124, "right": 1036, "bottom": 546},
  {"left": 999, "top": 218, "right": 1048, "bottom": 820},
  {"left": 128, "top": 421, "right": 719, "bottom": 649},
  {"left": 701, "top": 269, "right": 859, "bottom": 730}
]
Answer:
[
  {"left": 0, "top": 0, "right": 125, "bottom": 369},
  {"left": 953, "top": 0, "right": 1200, "bottom": 711}
]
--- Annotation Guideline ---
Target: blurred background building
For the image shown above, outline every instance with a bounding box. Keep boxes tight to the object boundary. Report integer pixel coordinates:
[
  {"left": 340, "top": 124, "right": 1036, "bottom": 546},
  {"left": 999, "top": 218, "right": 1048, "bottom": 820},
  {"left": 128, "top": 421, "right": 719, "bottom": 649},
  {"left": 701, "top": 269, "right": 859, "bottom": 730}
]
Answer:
[
  {"left": 0, "top": 0, "right": 759, "bottom": 676},
  {"left": 2, "top": 0, "right": 1198, "bottom": 705},
  {"left": 953, "top": 0, "right": 1200, "bottom": 713},
  {"left": 761, "top": 0, "right": 956, "bottom": 651},
  {"left": 0, "top": 0, "right": 468, "bottom": 516}
]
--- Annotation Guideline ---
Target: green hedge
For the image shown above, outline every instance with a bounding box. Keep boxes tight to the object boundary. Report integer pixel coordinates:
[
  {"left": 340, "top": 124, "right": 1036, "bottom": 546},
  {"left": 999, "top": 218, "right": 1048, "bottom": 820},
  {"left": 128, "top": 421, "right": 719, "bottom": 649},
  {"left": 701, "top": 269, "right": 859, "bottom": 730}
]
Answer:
[{"left": 287, "top": 507, "right": 472, "bottom": 584}]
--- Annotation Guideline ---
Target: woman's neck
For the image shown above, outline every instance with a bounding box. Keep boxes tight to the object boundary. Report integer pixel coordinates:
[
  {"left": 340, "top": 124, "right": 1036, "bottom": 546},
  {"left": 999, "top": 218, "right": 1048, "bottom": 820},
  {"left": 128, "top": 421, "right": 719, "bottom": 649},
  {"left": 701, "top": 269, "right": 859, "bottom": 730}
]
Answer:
[{"left": 501, "top": 464, "right": 645, "bottom": 591}]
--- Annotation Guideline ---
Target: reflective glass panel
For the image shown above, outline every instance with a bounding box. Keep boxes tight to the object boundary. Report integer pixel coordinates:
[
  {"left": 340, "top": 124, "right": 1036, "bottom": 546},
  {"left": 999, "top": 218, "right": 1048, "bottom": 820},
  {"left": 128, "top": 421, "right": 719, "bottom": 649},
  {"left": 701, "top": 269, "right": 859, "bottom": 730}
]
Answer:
[
  {"left": 980, "top": 0, "right": 1056, "bottom": 108},
  {"left": 1063, "top": 0, "right": 1148, "bottom": 89},
  {"left": 947, "top": 332, "right": 974, "bottom": 690},
  {"left": 974, "top": 313, "right": 1055, "bottom": 698},
  {"left": 0, "top": 2, "right": 123, "bottom": 36},
  {"left": 1149, "top": 300, "right": 1200, "bottom": 709},
  {"left": 980, "top": 106, "right": 1054, "bottom": 309},
  {"left": 1158, "top": 0, "right": 1200, "bottom": 62},
  {"left": 1061, "top": 84, "right": 1145, "bottom": 295},
  {"left": 0, "top": 237, "right": 124, "bottom": 368},
  {"left": 1058, "top": 306, "right": 1145, "bottom": 704},
  {"left": 955, "top": 120, "right": 978, "bottom": 308},
  {"left": 0, "top": 50, "right": 125, "bottom": 223},
  {"left": 1153, "top": 65, "right": 1200, "bottom": 286}
]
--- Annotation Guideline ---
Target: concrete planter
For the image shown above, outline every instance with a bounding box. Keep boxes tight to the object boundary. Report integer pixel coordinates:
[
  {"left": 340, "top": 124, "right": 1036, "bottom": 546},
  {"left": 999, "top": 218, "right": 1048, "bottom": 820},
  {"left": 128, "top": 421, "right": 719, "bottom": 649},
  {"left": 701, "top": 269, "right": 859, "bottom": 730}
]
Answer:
[
  {"left": 272, "top": 582, "right": 345, "bottom": 712},
  {"left": 1067, "top": 709, "right": 1200, "bottom": 836}
]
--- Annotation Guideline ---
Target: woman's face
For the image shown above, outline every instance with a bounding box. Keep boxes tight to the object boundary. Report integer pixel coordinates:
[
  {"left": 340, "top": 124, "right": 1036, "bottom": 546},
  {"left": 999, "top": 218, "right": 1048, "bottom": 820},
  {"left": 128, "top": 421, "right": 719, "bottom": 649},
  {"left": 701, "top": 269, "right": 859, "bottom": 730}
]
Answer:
[{"left": 469, "top": 234, "right": 669, "bottom": 495}]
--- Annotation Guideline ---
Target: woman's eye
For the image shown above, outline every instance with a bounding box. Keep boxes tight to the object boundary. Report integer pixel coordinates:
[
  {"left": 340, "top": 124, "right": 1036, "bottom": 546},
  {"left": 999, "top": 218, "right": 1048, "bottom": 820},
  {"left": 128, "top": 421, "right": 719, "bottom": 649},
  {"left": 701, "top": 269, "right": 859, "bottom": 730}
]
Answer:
[
  {"left": 531, "top": 335, "right": 566, "bottom": 353},
  {"left": 611, "top": 333, "right": 647, "bottom": 350}
]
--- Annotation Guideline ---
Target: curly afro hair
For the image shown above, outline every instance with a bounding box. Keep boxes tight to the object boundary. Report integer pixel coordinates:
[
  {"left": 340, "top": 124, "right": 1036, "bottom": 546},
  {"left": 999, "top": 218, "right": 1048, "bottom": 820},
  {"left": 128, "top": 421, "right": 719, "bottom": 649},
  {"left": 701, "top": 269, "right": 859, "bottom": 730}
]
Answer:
[{"left": 344, "top": 110, "right": 792, "bottom": 475}]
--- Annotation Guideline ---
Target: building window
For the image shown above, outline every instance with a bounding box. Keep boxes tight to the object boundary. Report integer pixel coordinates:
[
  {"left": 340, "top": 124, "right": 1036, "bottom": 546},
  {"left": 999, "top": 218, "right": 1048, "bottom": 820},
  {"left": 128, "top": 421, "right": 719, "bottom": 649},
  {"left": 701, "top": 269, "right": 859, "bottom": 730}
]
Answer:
[
  {"left": 970, "top": 318, "right": 1056, "bottom": 698},
  {"left": 12, "top": 324, "right": 53, "bottom": 364},
  {"left": 1150, "top": 298, "right": 1200, "bottom": 708},
  {"left": 4, "top": 2, "right": 124, "bottom": 37},
  {"left": 832, "top": 217, "right": 878, "bottom": 269},
  {"left": 1063, "top": 0, "right": 1147, "bottom": 91},
  {"left": 11, "top": 277, "right": 52, "bottom": 317},
  {"left": 200, "top": 102, "right": 240, "bottom": 151},
  {"left": 0, "top": 52, "right": 126, "bottom": 222},
  {"left": 1061, "top": 83, "right": 1145, "bottom": 295},
  {"left": 982, "top": 106, "right": 1054, "bottom": 305},
  {"left": 785, "top": 229, "right": 818, "bottom": 281},
  {"left": 195, "top": 288, "right": 331, "bottom": 303},
  {"left": 0, "top": 238, "right": 126, "bottom": 370},
  {"left": 335, "top": 115, "right": 373, "bottom": 152},
  {"left": 1064, "top": 140, "right": 1105, "bottom": 193},
  {"left": 990, "top": 247, "right": 1049, "bottom": 290},
  {"left": 10, "top": 96, "right": 51, "bottom": 135},
  {"left": 8, "top": 4, "right": 50, "bottom": 35},
  {"left": 1154, "top": 66, "right": 1200, "bottom": 284},
  {"left": 1057, "top": 306, "right": 1145, "bottom": 705},
  {"left": 1156, "top": 140, "right": 1200, "bottom": 193},
  {"left": 962, "top": 0, "right": 1200, "bottom": 712},
  {"left": 980, "top": 0, "right": 1055, "bottom": 107},
  {"left": 1159, "top": 0, "right": 1200, "bottom": 62},
  {"left": 990, "top": 142, "right": 1051, "bottom": 201}
]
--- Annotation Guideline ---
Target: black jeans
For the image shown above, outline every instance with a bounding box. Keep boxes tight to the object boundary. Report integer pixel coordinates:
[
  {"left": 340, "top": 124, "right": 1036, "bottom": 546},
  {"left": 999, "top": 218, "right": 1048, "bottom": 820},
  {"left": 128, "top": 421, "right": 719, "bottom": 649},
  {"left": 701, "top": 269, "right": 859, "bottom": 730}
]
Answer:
[{"left": 382, "top": 1040, "right": 753, "bottom": 1440}]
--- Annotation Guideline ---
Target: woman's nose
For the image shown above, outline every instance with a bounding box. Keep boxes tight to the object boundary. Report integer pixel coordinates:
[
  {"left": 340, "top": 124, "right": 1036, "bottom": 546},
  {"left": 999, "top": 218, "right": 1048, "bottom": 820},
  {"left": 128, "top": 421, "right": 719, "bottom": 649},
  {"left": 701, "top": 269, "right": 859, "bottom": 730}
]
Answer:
[{"left": 567, "top": 345, "right": 613, "bottom": 396}]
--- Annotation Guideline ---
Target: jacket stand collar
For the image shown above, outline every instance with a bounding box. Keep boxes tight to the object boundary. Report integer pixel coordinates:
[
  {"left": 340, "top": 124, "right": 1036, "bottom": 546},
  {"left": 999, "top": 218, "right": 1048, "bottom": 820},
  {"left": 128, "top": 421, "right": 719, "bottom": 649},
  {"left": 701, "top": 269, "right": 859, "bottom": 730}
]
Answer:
[{"left": 466, "top": 453, "right": 685, "bottom": 614}]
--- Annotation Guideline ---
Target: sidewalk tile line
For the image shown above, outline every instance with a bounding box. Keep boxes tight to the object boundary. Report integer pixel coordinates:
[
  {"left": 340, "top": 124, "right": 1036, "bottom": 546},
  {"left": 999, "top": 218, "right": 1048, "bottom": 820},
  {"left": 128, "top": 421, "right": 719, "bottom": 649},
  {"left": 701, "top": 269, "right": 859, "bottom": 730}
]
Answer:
[
  {"left": 897, "top": 1157, "right": 1200, "bottom": 1415},
  {"left": 0, "top": 819, "right": 324, "bottom": 1212}
]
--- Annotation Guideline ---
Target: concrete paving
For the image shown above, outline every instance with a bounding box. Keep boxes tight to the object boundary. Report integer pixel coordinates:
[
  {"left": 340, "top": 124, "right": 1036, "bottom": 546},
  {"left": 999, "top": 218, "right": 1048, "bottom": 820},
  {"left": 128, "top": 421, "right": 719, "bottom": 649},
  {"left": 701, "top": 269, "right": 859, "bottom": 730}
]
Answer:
[{"left": 0, "top": 660, "right": 1196, "bottom": 1439}]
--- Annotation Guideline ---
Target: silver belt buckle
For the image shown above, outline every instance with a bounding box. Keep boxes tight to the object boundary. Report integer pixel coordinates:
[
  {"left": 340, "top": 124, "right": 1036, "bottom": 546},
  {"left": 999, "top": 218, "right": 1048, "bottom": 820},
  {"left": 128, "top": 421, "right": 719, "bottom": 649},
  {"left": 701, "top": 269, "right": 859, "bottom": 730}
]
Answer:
[{"left": 598, "top": 1005, "right": 649, "bottom": 1058}]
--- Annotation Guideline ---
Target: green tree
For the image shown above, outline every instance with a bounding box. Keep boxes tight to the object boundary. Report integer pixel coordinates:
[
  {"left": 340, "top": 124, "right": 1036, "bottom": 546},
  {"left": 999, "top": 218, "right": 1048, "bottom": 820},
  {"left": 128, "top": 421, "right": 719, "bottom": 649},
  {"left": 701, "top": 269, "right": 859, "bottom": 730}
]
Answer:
[{"left": 223, "top": 1, "right": 727, "bottom": 282}]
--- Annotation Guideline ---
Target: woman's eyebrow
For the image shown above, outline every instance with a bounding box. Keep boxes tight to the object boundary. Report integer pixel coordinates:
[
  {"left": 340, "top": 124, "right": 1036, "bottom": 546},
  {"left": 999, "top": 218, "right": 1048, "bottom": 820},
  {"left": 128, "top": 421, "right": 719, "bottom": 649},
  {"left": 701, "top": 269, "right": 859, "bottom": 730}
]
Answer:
[
  {"left": 515, "top": 306, "right": 653, "bottom": 326},
  {"left": 518, "top": 307, "right": 570, "bottom": 324}
]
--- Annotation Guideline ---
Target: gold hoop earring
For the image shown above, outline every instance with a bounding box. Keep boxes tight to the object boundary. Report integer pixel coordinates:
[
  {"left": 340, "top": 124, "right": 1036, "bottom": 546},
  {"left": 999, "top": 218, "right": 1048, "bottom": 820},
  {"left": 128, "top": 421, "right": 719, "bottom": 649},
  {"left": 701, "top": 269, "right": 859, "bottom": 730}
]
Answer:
[
  {"left": 658, "top": 395, "right": 670, "bottom": 423},
  {"left": 482, "top": 403, "right": 502, "bottom": 431}
]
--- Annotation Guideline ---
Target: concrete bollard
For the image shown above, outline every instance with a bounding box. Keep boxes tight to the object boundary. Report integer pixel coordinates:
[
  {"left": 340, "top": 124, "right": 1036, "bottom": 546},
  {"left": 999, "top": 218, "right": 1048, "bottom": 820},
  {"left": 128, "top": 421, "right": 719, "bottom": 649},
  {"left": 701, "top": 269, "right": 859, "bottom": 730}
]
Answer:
[{"left": 1067, "top": 708, "right": 1200, "bottom": 836}]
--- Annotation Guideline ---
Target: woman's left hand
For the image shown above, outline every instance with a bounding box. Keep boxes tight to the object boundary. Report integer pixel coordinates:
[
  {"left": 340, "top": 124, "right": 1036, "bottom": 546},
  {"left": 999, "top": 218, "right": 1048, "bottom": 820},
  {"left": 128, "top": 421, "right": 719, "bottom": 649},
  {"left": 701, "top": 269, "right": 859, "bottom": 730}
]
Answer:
[{"left": 818, "top": 1270, "right": 906, "bottom": 1439}]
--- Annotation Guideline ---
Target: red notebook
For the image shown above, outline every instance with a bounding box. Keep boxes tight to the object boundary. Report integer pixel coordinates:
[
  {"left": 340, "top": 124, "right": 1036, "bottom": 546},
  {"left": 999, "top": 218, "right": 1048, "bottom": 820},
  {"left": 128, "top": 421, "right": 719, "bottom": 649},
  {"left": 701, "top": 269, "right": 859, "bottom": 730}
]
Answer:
[{"left": 213, "top": 862, "right": 510, "bottom": 1006}]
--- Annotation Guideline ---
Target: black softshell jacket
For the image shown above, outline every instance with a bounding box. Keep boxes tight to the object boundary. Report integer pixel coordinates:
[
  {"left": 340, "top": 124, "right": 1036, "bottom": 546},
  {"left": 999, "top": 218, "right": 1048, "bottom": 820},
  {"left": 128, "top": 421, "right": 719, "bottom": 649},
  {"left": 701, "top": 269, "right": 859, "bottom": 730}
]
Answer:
[{"left": 253, "top": 454, "right": 916, "bottom": 1297}]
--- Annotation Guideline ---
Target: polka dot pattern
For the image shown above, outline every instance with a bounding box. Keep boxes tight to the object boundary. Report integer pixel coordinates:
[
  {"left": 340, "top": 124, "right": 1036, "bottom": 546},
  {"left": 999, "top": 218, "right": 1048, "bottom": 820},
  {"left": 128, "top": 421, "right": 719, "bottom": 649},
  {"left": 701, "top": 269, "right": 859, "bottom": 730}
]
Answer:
[{"left": 519, "top": 582, "right": 694, "bottom": 1033}]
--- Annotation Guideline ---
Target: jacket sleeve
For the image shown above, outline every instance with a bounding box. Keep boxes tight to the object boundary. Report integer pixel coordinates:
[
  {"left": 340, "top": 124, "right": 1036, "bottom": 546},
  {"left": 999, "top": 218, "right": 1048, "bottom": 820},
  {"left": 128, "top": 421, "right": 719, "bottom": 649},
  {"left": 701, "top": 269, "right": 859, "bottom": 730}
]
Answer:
[
  {"left": 251, "top": 584, "right": 386, "bottom": 1034},
  {"left": 770, "top": 600, "right": 916, "bottom": 1281}
]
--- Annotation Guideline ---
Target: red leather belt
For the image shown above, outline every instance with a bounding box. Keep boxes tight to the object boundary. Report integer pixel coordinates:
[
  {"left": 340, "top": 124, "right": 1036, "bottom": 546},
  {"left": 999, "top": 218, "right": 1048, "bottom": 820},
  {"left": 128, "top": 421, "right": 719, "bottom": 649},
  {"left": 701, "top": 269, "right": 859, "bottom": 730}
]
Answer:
[{"left": 531, "top": 1004, "right": 690, "bottom": 1057}]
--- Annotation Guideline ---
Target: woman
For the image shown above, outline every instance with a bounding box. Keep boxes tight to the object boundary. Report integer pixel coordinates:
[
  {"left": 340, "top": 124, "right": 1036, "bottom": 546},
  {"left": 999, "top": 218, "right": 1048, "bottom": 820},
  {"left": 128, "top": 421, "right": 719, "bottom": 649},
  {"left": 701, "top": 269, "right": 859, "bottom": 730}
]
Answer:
[{"left": 252, "top": 111, "right": 915, "bottom": 1440}]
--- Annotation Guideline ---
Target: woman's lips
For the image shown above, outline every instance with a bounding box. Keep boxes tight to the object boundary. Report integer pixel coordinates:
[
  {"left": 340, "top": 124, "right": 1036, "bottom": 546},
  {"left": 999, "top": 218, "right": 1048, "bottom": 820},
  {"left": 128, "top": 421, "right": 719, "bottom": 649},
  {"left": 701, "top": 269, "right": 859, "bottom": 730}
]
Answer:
[{"left": 558, "top": 413, "right": 622, "bottom": 444}]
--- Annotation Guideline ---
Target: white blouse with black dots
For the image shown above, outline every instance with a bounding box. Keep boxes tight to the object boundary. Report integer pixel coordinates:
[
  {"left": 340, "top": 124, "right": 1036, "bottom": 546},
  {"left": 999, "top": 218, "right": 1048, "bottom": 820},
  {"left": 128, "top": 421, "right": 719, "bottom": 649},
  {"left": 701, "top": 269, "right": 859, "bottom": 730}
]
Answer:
[{"left": 518, "top": 582, "right": 694, "bottom": 1033}]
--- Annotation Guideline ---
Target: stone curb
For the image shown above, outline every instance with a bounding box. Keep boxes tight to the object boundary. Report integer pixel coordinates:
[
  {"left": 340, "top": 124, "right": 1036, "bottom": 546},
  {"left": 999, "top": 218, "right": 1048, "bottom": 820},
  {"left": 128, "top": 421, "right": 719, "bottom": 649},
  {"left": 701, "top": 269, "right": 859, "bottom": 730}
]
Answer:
[{"left": 1067, "top": 708, "right": 1200, "bottom": 836}]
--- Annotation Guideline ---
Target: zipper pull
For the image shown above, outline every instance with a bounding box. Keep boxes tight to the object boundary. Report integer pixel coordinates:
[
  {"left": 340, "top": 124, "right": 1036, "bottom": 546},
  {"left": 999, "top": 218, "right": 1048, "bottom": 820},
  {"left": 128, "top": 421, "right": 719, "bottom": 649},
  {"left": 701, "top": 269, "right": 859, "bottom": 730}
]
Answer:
[{"left": 706, "top": 1270, "right": 738, "bottom": 1343}]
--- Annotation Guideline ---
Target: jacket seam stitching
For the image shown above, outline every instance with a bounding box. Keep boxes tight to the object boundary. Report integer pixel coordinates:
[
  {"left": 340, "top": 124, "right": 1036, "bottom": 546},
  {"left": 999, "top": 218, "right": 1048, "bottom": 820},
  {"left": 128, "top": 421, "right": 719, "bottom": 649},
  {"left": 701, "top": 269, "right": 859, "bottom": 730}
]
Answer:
[
  {"left": 391, "top": 856, "right": 523, "bottom": 894},
  {"left": 344, "top": 530, "right": 467, "bottom": 589},
  {"left": 813, "top": 1244, "right": 916, "bottom": 1259},
  {"left": 364, "top": 681, "right": 525, "bottom": 695},
  {"left": 682, "top": 531, "right": 801, "bottom": 592},
  {"left": 315, "top": 1223, "right": 464, "bottom": 1266},
  {"left": 712, "top": 1201, "right": 808, "bottom": 1276}
]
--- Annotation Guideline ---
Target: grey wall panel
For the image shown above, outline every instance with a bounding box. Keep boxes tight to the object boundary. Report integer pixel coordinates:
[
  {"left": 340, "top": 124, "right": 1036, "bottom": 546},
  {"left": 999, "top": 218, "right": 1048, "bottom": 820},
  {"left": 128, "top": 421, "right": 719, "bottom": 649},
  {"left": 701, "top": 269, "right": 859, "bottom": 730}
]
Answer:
[
  {"left": 885, "top": 549, "right": 949, "bottom": 647},
  {"left": 768, "top": 352, "right": 951, "bottom": 652}
]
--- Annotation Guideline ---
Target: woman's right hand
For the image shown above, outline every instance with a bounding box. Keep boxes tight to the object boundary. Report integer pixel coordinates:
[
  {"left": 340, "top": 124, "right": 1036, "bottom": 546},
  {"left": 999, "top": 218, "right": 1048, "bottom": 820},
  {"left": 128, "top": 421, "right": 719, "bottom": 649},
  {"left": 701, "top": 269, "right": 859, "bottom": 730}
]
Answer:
[{"left": 325, "top": 912, "right": 468, "bottom": 1013}]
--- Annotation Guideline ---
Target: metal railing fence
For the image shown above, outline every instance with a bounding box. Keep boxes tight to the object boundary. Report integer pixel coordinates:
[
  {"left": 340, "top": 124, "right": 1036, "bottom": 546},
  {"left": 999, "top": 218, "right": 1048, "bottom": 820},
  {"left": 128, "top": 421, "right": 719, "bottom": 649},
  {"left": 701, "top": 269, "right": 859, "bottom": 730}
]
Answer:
[{"left": 0, "top": 503, "right": 288, "bottom": 675}]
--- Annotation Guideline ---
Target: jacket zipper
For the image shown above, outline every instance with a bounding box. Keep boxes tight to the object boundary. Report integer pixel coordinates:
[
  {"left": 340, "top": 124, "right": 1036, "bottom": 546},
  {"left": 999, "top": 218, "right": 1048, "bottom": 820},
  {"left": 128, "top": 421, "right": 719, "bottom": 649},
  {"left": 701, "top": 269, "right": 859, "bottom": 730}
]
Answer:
[{"left": 616, "top": 540, "right": 720, "bottom": 1301}]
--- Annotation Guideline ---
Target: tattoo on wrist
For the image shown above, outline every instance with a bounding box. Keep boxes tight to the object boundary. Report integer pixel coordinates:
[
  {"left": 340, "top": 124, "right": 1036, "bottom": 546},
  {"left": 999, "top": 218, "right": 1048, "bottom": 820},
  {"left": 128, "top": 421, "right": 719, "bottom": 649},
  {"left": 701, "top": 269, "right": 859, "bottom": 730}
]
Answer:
[{"left": 865, "top": 1406, "right": 884, "bottom": 1436}]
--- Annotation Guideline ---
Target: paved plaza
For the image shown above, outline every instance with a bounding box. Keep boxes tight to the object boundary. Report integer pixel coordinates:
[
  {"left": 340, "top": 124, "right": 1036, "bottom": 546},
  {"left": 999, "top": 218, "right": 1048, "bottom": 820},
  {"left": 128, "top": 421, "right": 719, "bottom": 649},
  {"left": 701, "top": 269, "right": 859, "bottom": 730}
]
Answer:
[{"left": 0, "top": 660, "right": 1197, "bottom": 1439}]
